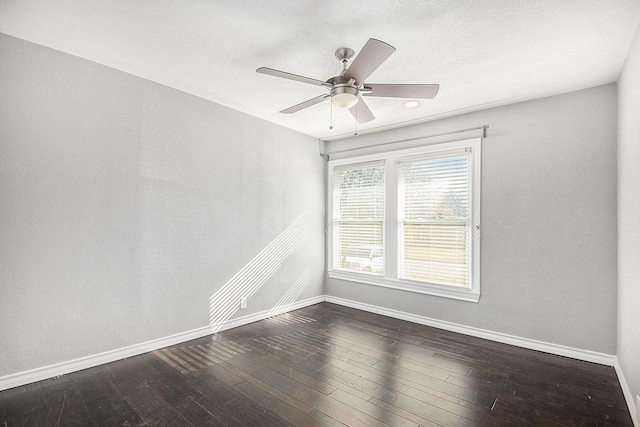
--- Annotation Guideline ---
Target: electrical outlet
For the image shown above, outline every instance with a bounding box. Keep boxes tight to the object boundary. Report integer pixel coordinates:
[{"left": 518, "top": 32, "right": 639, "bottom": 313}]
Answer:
[{"left": 240, "top": 296, "right": 247, "bottom": 309}]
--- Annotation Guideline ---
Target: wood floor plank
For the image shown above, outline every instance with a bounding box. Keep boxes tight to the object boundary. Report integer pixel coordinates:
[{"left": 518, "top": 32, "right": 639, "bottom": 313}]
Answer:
[
  {"left": 42, "top": 385, "right": 98, "bottom": 427},
  {"left": 231, "top": 378, "right": 328, "bottom": 427},
  {"left": 148, "top": 376, "right": 190, "bottom": 407},
  {"left": 82, "top": 398, "right": 129, "bottom": 427},
  {"left": 307, "top": 408, "right": 350, "bottom": 427},
  {"left": 316, "top": 363, "right": 403, "bottom": 403},
  {"left": 224, "top": 364, "right": 314, "bottom": 413},
  {"left": 190, "top": 394, "right": 247, "bottom": 427},
  {"left": 186, "top": 374, "right": 239, "bottom": 406},
  {"left": 231, "top": 357, "right": 337, "bottom": 397},
  {"left": 1, "top": 382, "right": 53, "bottom": 427},
  {"left": 370, "top": 357, "right": 496, "bottom": 408},
  {"left": 221, "top": 394, "right": 295, "bottom": 427},
  {"left": 269, "top": 401, "right": 331, "bottom": 427},
  {"left": 228, "top": 340, "right": 355, "bottom": 398},
  {"left": 288, "top": 383, "right": 391, "bottom": 427},
  {"left": 91, "top": 371, "right": 149, "bottom": 426},
  {"left": 249, "top": 335, "right": 331, "bottom": 372},
  {"left": 172, "top": 396, "right": 228, "bottom": 427},
  {"left": 316, "top": 354, "right": 412, "bottom": 395},
  {"left": 374, "top": 388, "right": 479, "bottom": 427},
  {"left": 403, "top": 386, "right": 489, "bottom": 421},
  {"left": 328, "top": 388, "right": 420, "bottom": 427},
  {"left": 116, "top": 377, "right": 192, "bottom": 426},
  {"left": 282, "top": 328, "right": 474, "bottom": 407},
  {"left": 233, "top": 380, "right": 283, "bottom": 409},
  {"left": 72, "top": 373, "right": 129, "bottom": 427},
  {"left": 368, "top": 396, "right": 442, "bottom": 427}
]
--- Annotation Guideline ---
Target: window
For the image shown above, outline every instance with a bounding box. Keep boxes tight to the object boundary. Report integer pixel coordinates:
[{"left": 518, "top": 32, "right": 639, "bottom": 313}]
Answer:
[
  {"left": 398, "top": 150, "right": 470, "bottom": 286},
  {"left": 332, "top": 161, "right": 385, "bottom": 275},
  {"left": 328, "top": 138, "right": 481, "bottom": 302}
]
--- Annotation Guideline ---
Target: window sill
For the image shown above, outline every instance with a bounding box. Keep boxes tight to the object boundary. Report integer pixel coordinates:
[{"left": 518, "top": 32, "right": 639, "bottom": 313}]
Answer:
[{"left": 327, "top": 270, "right": 480, "bottom": 303}]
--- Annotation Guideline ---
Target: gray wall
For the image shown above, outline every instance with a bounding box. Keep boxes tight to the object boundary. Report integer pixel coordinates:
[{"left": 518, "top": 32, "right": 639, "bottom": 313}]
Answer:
[
  {"left": 325, "top": 84, "right": 618, "bottom": 355},
  {"left": 0, "top": 34, "right": 325, "bottom": 377},
  {"left": 0, "top": 29, "right": 626, "bottom": 384},
  {"left": 618, "top": 25, "right": 640, "bottom": 418}
]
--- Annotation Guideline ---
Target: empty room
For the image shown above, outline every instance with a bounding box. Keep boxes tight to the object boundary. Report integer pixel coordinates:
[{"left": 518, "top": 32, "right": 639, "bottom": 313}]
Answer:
[{"left": 1, "top": 1, "right": 640, "bottom": 425}]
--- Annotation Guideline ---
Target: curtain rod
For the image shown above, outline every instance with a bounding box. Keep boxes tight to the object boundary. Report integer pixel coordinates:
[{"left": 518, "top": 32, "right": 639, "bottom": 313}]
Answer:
[{"left": 321, "top": 124, "right": 489, "bottom": 157}]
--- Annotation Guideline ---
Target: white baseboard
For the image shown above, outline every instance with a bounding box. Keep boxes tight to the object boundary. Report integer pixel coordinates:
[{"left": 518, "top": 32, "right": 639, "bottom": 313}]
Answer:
[
  {"left": 0, "top": 294, "right": 623, "bottom": 398},
  {"left": 324, "top": 295, "right": 617, "bottom": 366},
  {"left": 614, "top": 357, "right": 640, "bottom": 427},
  {"left": 0, "top": 295, "right": 324, "bottom": 392},
  {"left": 216, "top": 295, "right": 324, "bottom": 332}
]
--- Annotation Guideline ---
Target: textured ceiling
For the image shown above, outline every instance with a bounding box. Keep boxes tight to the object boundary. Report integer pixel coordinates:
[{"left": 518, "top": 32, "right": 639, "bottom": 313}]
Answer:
[{"left": 1, "top": 0, "right": 639, "bottom": 140}]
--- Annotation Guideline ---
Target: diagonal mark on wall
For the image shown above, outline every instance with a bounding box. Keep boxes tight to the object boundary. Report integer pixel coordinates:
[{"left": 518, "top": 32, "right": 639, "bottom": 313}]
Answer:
[
  {"left": 267, "top": 269, "right": 310, "bottom": 318},
  {"left": 208, "top": 211, "right": 309, "bottom": 332}
]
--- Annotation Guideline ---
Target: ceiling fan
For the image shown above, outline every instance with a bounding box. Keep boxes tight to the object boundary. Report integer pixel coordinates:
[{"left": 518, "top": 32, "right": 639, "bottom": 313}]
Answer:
[{"left": 256, "top": 38, "right": 439, "bottom": 125}]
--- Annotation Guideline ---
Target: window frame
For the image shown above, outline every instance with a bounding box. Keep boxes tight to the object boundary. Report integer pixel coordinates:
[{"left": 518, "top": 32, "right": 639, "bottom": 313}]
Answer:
[{"left": 327, "top": 137, "right": 481, "bottom": 303}]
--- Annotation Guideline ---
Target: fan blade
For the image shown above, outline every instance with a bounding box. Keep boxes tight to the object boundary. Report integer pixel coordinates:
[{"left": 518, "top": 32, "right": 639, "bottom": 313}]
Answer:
[
  {"left": 256, "top": 67, "right": 329, "bottom": 87},
  {"left": 280, "top": 94, "right": 330, "bottom": 114},
  {"left": 363, "top": 84, "right": 440, "bottom": 99},
  {"left": 344, "top": 38, "right": 396, "bottom": 85},
  {"left": 349, "top": 97, "right": 375, "bottom": 123}
]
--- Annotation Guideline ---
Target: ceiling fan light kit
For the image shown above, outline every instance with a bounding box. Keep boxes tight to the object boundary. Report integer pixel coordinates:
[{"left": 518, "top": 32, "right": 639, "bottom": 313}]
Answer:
[
  {"left": 257, "top": 38, "right": 439, "bottom": 129},
  {"left": 330, "top": 86, "right": 359, "bottom": 109}
]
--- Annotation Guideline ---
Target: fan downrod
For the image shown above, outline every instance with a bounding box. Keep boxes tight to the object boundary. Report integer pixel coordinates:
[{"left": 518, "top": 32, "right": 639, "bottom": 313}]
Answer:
[{"left": 335, "top": 47, "right": 355, "bottom": 74}]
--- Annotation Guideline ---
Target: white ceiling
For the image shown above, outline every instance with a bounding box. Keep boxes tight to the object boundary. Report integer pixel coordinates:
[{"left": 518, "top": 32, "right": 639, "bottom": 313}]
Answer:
[{"left": 2, "top": 0, "right": 639, "bottom": 140}]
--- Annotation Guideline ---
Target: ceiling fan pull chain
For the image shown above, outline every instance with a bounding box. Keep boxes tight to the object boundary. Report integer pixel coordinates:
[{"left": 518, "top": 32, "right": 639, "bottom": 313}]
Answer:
[
  {"left": 354, "top": 103, "right": 359, "bottom": 136},
  {"left": 329, "top": 102, "right": 334, "bottom": 130}
]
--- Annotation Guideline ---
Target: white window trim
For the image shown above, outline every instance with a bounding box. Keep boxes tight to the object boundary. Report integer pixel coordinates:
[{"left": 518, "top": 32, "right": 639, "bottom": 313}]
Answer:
[{"left": 327, "top": 137, "right": 481, "bottom": 303}]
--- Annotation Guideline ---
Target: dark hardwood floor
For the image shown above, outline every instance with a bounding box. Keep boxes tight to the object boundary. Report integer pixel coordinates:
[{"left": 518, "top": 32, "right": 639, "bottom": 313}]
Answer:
[{"left": 0, "top": 302, "right": 633, "bottom": 426}]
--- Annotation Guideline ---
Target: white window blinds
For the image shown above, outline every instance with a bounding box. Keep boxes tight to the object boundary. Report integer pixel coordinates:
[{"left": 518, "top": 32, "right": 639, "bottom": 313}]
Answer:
[
  {"left": 327, "top": 137, "right": 481, "bottom": 302},
  {"left": 398, "top": 148, "right": 471, "bottom": 287},
  {"left": 332, "top": 161, "right": 385, "bottom": 275}
]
